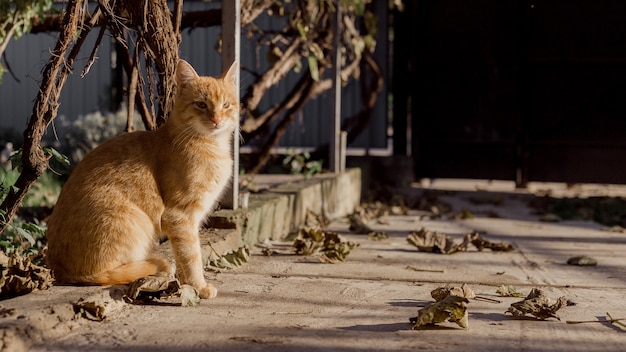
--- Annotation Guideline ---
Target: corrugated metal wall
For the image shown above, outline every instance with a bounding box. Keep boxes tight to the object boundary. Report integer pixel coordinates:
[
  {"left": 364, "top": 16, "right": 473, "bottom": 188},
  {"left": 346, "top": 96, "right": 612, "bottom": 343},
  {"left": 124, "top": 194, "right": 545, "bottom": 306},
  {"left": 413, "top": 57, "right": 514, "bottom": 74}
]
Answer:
[
  {"left": 0, "top": 31, "right": 114, "bottom": 137},
  {"left": 0, "top": 1, "right": 388, "bottom": 151}
]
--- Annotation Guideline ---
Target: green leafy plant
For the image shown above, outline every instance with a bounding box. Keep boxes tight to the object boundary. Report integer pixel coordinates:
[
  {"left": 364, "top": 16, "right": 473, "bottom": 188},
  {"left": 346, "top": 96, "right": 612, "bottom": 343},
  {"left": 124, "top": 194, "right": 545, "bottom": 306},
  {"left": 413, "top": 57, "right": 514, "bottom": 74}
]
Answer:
[
  {"left": 1, "top": 145, "right": 67, "bottom": 257},
  {"left": 0, "top": 213, "right": 46, "bottom": 258},
  {"left": 282, "top": 149, "right": 322, "bottom": 178}
]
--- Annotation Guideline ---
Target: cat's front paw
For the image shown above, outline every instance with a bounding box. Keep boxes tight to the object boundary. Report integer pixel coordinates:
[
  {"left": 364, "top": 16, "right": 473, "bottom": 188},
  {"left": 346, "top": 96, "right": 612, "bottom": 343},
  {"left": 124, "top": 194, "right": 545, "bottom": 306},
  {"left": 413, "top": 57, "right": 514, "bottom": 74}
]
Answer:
[{"left": 198, "top": 283, "right": 218, "bottom": 299}]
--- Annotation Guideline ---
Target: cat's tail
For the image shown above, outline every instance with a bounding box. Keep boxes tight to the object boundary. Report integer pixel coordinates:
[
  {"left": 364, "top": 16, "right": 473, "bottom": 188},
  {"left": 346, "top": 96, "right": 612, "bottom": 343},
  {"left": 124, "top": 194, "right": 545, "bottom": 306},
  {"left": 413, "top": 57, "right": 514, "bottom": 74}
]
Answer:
[{"left": 91, "top": 257, "right": 170, "bottom": 285}]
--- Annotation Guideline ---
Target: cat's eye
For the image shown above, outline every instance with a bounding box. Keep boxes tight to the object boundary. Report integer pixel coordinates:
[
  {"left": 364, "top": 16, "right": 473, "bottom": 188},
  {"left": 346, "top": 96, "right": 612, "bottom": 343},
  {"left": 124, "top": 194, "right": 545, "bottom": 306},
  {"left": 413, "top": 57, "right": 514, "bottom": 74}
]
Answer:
[
  {"left": 195, "top": 102, "right": 207, "bottom": 109},
  {"left": 222, "top": 102, "right": 231, "bottom": 109}
]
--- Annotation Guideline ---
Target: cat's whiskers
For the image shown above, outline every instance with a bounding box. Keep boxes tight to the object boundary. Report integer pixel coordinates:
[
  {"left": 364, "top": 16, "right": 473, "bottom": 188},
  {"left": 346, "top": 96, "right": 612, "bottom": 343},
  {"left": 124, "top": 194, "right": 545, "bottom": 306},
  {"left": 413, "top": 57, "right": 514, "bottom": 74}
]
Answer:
[{"left": 171, "top": 124, "right": 199, "bottom": 151}]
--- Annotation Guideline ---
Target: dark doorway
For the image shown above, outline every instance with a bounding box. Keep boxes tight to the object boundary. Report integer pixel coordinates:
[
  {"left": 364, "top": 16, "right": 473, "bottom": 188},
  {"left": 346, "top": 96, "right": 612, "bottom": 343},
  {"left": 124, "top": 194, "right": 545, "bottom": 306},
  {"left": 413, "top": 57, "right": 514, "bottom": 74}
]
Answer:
[{"left": 395, "top": 0, "right": 626, "bottom": 185}]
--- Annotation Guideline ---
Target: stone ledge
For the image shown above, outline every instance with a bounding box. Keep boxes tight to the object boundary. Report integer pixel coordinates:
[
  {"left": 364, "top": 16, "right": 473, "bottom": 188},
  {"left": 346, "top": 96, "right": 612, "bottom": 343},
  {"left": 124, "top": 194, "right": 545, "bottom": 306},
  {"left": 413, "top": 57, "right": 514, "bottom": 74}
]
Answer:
[{"left": 210, "top": 168, "right": 361, "bottom": 247}]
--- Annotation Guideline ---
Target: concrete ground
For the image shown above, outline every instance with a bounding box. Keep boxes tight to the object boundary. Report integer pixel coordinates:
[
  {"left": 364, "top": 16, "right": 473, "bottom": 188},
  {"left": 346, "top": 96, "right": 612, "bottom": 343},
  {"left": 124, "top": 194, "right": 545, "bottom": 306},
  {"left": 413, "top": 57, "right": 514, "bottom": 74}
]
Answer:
[{"left": 1, "top": 175, "right": 625, "bottom": 351}]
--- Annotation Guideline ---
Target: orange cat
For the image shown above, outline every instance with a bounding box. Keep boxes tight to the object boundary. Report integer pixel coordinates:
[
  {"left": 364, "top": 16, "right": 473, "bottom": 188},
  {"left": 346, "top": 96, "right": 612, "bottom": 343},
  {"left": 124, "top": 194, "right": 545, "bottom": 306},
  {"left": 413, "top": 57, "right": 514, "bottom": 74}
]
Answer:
[{"left": 45, "top": 60, "right": 239, "bottom": 299}]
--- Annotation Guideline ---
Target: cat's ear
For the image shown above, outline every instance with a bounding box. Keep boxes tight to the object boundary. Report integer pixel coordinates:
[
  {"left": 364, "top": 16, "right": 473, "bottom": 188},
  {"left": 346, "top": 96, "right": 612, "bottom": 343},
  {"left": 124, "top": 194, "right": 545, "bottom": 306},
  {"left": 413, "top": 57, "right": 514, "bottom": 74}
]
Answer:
[
  {"left": 221, "top": 61, "right": 238, "bottom": 87},
  {"left": 176, "top": 60, "right": 199, "bottom": 87}
]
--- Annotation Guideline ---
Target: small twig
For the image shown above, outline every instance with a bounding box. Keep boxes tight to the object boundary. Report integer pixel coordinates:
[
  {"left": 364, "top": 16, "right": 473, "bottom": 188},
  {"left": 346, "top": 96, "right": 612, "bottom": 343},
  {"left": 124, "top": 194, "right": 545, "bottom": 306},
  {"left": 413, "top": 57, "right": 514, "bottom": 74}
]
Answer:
[
  {"left": 126, "top": 46, "right": 140, "bottom": 132},
  {"left": 566, "top": 314, "right": 625, "bottom": 325},
  {"left": 272, "top": 311, "right": 312, "bottom": 315},
  {"left": 473, "top": 295, "right": 503, "bottom": 304},
  {"left": 607, "top": 312, "right": 626, "bottom": 329},
  {"left": 81, "top": 21, "right": 105, "bottom": 77},
  {"left": 405, "top": 265, "right": 444, "bottom": 273},
  {"left": 81, "top": 5, "right": 104, "bottom": 78}
]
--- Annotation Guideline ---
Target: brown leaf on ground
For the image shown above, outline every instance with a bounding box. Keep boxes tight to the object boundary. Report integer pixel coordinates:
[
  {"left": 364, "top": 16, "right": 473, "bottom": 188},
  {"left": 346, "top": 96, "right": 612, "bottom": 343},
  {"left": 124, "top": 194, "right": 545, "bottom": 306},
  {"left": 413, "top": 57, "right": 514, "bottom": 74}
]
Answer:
[
  {"left": 293, "top": 228, "right": 359, "bottom": 263},
  {"left": 179, "top": 285, "right": 201, "bottom": 307},
  {"left": 73, "top": 298, "right": 108, "bottom": 321},
  {"left": 293, "top": 227, "right": 326, "bottom": 255},
  {"left": 318, "top": 232, "right": 359, "bottom": 263},
  {"left": 208, "top": 246, "right": 250, "bottom": 269},
  {"left": 410, "top": 295, "right": 469, "bottom": 329},
  {"left": 125, "top": 275, "right": 183, "bottom": 303},
  {"left": 0, "top": 252, "right": 53, "bottom": 300},
  {"left": 566, "top": 255, "right": 597, "bottom": 266},
  {"left": 407, "top": 229, "right": 515, "bottom": 254},
  {"left": 348, "top": 213, "right": 373, "bottom": 234},
  {"left": 431, "top": 283, "right": 476, "bottom": 301},
  {"left": 407, "top": 228, "right": 463, "bottom": 254},
  {"left": 346, "top": 206, "right": 390, "bottom": 240},
  {"left": 496, "top": 285, "right": 525, "bottom": 297},
  {"left": 123, "top": 276, "right": 200, "bottom": 306},
  {"left": 463, "top": 231, "right": 515, "bottom": 252},
  {"left": 367, "top": 231, "right": 389, "bottom": 241},
  {"left": 305, "top": 209, "right": 330, "bottom": 228},
  {"left": 505, "top": 288, "right": 568, "bottom": 320}
]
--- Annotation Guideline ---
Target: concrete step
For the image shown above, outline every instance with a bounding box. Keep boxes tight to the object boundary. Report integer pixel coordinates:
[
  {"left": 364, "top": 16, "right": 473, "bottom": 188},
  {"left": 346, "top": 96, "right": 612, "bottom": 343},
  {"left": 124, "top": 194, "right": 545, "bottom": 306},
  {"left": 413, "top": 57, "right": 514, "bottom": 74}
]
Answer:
[{"left": 209, "top": 168, "right": 361, "bottom": 248}]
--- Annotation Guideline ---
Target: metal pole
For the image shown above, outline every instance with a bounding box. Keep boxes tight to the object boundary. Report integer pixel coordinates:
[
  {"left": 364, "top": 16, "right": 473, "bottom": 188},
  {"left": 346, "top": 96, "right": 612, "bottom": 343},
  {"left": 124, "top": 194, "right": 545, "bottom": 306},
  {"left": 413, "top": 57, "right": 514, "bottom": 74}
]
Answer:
[
  {"left": 221, "top": 0, "right": 241, "bottom": 209},
  {"left": 329, "top": 0, "right": 342, "bottom": 173}
]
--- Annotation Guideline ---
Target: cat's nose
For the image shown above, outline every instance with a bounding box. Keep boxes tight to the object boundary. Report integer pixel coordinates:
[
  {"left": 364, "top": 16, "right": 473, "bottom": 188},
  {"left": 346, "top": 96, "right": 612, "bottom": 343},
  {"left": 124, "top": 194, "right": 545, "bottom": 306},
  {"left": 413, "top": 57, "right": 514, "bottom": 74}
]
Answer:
[{"left": 212, "top": 118, "right": 221, "bottom": 127}]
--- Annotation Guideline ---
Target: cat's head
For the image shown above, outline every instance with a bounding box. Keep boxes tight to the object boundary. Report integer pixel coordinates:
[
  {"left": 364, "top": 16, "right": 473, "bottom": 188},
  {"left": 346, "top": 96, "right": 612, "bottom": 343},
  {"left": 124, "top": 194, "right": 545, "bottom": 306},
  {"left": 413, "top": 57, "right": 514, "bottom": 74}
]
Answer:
[{"left": 171, "top": 60, "right": 239, "bottom": 137}]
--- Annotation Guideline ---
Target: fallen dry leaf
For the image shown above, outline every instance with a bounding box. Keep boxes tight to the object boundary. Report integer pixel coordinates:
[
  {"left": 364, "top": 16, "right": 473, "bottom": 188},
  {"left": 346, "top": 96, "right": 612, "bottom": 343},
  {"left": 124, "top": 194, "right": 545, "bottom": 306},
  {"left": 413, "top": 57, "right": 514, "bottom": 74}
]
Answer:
[
  {"left": 407, "top": 229, "right": 515, "bottom": 254},
  {"left": 293, "top": 227, "right": 326, "bottom": 255},
  {"left": 431, "top": 283, "right": 476, "bottom": 301},
  {"left": 348, "top": 213, "right": 373, "bottom": 234},
  {"left": 347, "top": 209, "right": 390, "bottom": 240},
  {"left": 318, "top": 232, "right": 359, "bottom": 263},
  {"left": 505, "top": 288, "right": 567, "bottom": 320},
  {"left": 0, "top": 252, "right": 53, "bottom": 300},
  {"left": 208, "top": 246, "right": 250, "bottom": 269},
  {"left": 566, "top": 255, "right": 597, "bottom": 266},
  {"left": 293, "top": 228, "right": 359, "bottom": 263},
  {"left": 406, "top": 228, "right": 462, "bottom": 254},
  {"left": 180, "top": 285, "right": 200, "bottom": 307},
  {"left": 463, "top": 231, "right": 514, "bottom": 252},
  {"left": 411, "top": 295, "right": 469, "bottom": 329},
  {"left": 432, "top": 283, "right": 501, "bottom": 304},
  {"left": 305, "top": 209, "right": 330, "bottom": 228},
  {"left": 125, "top": 275, "right": 182, "bottom": 302},
  {"left": 367, "top": 231, "right": 389, "bottom": 241},
  {"left": 496, "top": 285, "right": 525, "bottom": 297},
  {"left": 73, "top": 298, "right": 107, "bottom": 321}
]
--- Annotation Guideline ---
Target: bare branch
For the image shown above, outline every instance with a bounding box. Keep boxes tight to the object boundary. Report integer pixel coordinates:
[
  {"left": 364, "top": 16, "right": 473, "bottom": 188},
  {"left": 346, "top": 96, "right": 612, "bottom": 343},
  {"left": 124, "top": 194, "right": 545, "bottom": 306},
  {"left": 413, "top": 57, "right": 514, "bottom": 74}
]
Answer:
[
  {"left": 243, "top": 66, "right": 316, "bottom": 142},
  {"left": 242, "top": 36, "right": 305, "bottom": 113},
  {"left": 81, "top": 13, "right": 106, "bottom": 78},
  {"left": 240, "top": 0, "right": 275, "bottom": 25},
  {"left": 248, "top": 71, "right": 319, "bottom": 174}
]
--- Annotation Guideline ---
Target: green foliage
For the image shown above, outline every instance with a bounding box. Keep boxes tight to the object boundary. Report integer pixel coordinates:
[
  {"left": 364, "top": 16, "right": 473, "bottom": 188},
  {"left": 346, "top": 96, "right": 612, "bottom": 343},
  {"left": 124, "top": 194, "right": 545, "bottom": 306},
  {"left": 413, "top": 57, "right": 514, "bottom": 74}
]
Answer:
[
  {"left": 0, "top": 212, "right": 46, "bottom": 257},
  {"left": 0, "top": 144, "right": 66, "bottom": 256},
  {"left": 0, "top": 0, "right": 54, "bottom": 84},
  {"left": 282, "top": 149, "right": 322, "bottom": 177}
]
